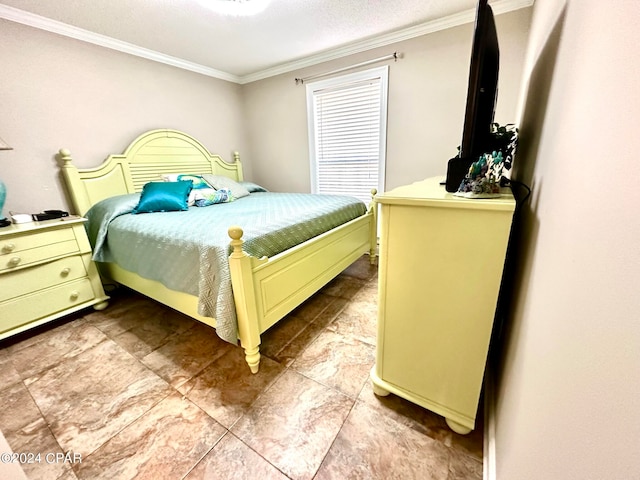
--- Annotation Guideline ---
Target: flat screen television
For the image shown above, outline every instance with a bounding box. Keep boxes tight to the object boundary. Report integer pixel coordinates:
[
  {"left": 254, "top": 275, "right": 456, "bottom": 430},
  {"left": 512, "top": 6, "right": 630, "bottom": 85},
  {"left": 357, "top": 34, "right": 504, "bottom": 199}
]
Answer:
[{"left": 445, "top": 0, "right": 500, "bottom": 192}]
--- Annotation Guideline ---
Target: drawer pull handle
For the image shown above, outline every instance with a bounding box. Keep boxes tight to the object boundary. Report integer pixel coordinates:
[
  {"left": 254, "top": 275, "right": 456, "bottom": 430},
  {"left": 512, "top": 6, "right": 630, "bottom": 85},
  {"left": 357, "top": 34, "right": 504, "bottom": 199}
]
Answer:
[
  {"left": 8, "top": 256, "right": 21, "bottom": 267},
  {"left": 69, "top": 291, "right": 80, "bottom": 301},
  {"left": 2, "top": 243, "right": 15, "bottom": 253},
  {"left": 60, "top": 267, "right": 71, "bottom": 277}
]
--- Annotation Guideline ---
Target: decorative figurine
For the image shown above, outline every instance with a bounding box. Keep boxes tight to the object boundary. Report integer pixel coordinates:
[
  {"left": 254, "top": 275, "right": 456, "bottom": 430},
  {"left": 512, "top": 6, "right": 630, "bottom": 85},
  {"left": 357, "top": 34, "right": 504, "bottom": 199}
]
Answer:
[
  {"left": 454, "top": 123, "right": 518, "bottom": 199},
  {"left": 454, "top": 151, "right": 505, "bottom": 198}
]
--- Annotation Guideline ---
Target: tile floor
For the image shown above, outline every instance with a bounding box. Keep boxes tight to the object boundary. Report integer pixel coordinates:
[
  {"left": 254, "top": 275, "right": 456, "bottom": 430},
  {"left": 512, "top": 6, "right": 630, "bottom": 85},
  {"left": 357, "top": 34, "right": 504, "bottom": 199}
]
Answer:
[{"left": 0, "top": 256, "right": 483, "bottom": 479}]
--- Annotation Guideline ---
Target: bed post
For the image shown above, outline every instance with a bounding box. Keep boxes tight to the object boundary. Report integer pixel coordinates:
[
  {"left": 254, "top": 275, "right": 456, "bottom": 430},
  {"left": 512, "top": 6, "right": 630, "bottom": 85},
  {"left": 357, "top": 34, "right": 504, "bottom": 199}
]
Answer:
[
  {"left": 59, "top": 149, "right": 91, "bottom": 216},
  {"left": 369, "top": 189, "right": 378, "bottom": 264},
  {"left": 232, "top": 151, "right": 244, "bottom": 181},
  {"left": 228, "top": 226, "right": 261, "bottom": 373}
]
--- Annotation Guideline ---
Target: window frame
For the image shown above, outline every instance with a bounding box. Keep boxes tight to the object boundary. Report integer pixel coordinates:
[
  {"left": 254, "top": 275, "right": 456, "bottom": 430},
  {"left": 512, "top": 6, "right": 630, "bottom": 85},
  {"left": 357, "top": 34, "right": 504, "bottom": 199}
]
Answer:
[{"left": 305, "top": 65, "right": 389, "bottom": 203}]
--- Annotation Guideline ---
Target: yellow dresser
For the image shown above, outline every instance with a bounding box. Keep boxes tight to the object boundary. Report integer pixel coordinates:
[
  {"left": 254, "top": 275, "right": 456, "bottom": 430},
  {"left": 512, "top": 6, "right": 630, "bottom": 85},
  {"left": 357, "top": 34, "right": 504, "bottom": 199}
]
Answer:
[
  {"left": 0, "top": 217, "right": 109, "bottom": 339},
  {"left": 371, "top": 177, "right": 515, "bottom": 434}
]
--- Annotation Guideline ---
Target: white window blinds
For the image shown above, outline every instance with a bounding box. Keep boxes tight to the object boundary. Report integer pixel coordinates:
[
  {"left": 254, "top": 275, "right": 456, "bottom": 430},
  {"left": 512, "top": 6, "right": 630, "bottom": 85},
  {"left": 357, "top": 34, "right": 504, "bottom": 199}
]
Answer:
[{"left": 307, "top": 66, "right": 388, "bottom": 205}]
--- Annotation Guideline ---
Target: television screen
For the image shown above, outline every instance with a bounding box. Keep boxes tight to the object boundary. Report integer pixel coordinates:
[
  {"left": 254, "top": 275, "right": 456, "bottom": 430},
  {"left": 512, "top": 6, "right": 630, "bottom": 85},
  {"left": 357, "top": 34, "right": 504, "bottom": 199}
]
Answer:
[{"left": 445, "top": 0, "right": 500, "bottom": 192}]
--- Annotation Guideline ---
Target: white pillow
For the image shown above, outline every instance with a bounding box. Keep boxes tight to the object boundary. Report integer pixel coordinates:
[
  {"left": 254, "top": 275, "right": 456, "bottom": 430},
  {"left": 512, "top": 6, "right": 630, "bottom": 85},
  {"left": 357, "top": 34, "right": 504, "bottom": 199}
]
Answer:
[{"left": 201, "top": 174, "right": 250, "bottom": 199}]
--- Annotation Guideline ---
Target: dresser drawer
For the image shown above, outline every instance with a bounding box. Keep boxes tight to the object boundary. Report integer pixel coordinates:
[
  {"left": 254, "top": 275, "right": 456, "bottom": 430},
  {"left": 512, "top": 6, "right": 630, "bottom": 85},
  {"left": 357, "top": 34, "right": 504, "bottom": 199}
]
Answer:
[
  {"left": 0, "top": 227, "right": 76, "bottom": 254},
  {"left": 0, "top": 239, "right": 80, "bottom": 273},
  {"left": 0, "top": 256, "right": 88, "bottom": 302},
  {"left": 0, "top": 278, "right": 96, "bottom": 334}
]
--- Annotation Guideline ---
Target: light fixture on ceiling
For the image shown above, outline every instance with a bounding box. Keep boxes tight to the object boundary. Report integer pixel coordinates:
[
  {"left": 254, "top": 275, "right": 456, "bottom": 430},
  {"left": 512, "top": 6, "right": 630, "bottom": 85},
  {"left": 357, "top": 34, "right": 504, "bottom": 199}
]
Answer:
[
  {"left": 0, "top": 136, "right": 13, "bottom": 228},
  {"left": 197, "top": 0, "right": 271, "bottom": 17}
]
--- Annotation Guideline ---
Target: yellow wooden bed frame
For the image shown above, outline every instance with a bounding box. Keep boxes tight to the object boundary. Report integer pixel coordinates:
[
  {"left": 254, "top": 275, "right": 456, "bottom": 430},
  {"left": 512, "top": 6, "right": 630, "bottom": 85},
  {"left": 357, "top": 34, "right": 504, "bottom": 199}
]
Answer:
[{"left": 59, "top": 129, "right": 377, "bottom": 373}]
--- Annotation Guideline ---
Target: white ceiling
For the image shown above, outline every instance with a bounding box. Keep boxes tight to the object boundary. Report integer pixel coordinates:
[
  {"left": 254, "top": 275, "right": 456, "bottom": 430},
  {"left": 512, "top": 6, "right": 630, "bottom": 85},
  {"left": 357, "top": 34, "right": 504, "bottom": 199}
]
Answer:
[{"left": 0, "top": 0, "right": 532, "bottom": 83}]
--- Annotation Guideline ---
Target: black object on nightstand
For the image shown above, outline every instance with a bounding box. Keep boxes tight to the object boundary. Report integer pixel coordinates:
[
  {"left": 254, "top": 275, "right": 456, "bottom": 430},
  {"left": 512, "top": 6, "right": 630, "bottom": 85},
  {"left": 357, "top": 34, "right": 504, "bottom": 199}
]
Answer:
[{"left": 32, "top": 210, "right": 69, "bottom": 221}]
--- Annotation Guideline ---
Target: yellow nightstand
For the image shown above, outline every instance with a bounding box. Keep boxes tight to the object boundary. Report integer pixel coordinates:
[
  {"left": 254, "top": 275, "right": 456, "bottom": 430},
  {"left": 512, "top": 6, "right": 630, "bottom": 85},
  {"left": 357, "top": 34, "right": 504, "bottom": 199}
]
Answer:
[
  {"left": 0, "top": 216, "right": 109, "bottom": 339},
  {"left": 371, "top": 177, "right": 515, "bottom": 434}
]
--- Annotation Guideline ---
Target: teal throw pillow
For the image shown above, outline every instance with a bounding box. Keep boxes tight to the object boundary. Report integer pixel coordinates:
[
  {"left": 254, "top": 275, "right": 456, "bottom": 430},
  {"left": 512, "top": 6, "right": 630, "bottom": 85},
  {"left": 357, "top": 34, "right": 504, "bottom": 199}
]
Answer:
[
  {"left": 176, "top": 174, "right": 211, "bottom": 189},
  {"left": 133, "top": 180, "right": 193, "bottom": 214}
]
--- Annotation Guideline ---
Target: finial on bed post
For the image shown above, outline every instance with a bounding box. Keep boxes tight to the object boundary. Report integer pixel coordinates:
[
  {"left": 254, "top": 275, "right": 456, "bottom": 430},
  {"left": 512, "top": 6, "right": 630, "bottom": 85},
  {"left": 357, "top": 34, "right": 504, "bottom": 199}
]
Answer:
[
  {"left": 228, "top": 226, "right": 245, "bottom": 258},
  {"left": 233, "top": 151, "right": 240, "bottom": 163},
  {"left": 369, "top": 189, "right": 377, "bottom": 210},
  {"left": 59, "top": 148, "right": 73, "bottom": 166}
]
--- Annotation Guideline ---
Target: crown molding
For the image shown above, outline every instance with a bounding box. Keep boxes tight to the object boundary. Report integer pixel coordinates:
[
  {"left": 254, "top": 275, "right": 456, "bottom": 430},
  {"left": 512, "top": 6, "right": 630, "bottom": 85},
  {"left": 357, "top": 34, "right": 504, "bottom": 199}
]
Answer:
[
  {"left": 239, "top": 0, "right": 534, "bottom": 84},
  {"left": 1, "top": 0, "right": 533, "bottom": 86},
  {"left": 0, "top": 4, "right": 241, "bottom": 83}
]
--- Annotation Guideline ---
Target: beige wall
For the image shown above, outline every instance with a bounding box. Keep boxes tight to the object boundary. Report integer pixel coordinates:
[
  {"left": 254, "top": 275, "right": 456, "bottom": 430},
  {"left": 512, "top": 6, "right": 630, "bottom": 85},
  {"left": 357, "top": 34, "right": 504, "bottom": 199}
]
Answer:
[
  {"left": 242, "top": 7, "right": 532, "bottom": 193},
  {"left": 0, "top": 19, "right": 248, "bottom": 215},
  {"left": 495, "top": 0, "right": 640, "bottom": 478},
  {"left": 0, "top": 8, "right": 531, "bottom": 215}
]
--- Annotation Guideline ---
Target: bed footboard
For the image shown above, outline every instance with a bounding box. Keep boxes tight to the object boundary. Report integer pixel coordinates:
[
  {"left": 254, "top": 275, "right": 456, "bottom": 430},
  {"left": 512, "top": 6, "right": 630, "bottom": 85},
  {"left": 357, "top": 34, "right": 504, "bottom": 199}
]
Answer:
[{"left": 228, "top": 203, "right": 377, "bottom": 373}]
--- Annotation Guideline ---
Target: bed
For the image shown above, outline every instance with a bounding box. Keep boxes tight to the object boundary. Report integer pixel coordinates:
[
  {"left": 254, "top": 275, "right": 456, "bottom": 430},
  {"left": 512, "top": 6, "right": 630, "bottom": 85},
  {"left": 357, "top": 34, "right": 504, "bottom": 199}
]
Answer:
[{"left": 59, "top": 129, "right": 377, "bottom": 373}]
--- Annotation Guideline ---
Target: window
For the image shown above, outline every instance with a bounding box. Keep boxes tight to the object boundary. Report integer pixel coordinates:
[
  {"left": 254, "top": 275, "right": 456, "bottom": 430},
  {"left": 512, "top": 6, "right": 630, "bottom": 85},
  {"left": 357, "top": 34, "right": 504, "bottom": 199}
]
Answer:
[{"left": 306, "top": 66, "right": 388, "bottom": 205}]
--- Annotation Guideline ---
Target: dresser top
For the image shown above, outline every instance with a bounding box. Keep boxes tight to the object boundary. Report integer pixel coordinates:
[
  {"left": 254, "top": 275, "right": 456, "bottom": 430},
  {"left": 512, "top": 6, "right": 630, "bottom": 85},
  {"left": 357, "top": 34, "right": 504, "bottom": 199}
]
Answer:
[
  {"left": 0, "top": 216, "right": 86, "bottom": 237},
  {"left": 376, "top": 177, "right": 516, "bottom": 211}
]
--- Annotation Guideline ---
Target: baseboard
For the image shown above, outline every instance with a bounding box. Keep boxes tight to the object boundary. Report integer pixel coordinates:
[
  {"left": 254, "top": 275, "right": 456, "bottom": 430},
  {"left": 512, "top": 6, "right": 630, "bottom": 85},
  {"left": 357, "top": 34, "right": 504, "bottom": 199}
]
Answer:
[{"left": 483, "top": 371, "right": 497, "bottom": 480}]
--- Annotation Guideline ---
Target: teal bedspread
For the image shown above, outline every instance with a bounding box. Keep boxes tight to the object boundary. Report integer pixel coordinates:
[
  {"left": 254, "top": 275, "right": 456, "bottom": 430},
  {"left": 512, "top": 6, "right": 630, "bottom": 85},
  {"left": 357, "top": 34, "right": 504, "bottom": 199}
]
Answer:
[{"left": 85, "top": 192, "right": 367, "bottom": 344}]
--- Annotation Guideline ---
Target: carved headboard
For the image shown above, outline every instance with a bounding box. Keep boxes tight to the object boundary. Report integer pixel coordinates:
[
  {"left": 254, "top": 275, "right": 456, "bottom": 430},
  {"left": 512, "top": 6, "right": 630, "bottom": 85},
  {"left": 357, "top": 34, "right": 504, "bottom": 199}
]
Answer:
[{"left": 59, "top": 129, "right": 243, "bottom": 215}]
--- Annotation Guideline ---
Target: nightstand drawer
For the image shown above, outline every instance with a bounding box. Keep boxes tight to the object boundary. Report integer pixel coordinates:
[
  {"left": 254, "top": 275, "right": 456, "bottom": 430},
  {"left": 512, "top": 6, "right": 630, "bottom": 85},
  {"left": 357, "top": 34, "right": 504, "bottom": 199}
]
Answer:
[
  {"left": 0, "top": 240, "right": 80, "bottom": 273},
  {"left": 0, "top": 256, "right": 88, "bottom": 302},
  {"left": 0, "top": 227, "right": 76, "bottom": 254},
  {"left": 0, "top": 278, "right": 96, "bottom": 333}
]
